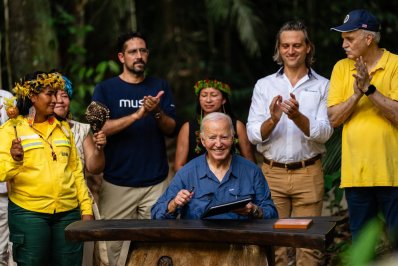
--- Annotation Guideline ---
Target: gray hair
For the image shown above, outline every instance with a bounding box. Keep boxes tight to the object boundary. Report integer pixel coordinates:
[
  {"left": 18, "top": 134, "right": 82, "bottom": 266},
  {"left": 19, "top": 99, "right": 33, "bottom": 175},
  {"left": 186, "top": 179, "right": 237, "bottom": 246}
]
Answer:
[
  {"left": 362, "top": 29, "right": 381, "bottom": 44},
  {"left": 273, "top": 20, "right": 315, "bottom": 68},
  {"left": 200, "top": 112, "right": 235, "bottom": 137}
]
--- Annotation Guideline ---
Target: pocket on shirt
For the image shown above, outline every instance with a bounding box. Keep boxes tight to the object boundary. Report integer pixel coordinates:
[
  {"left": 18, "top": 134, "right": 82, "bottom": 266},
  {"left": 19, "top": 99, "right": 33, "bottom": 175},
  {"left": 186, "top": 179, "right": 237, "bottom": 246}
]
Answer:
[
  {"left": 53, "top": 138, "right": 71, "bottom": 163},
  {"left": 299, "top": 90, "right": 321, "bottom": 115},
  {"left": 194, "top": 191, "right": 213, "bottom": 202},
  {"left": 21, "top": 139, "right": 45, "bottom": 166},
  {"left": 227, "top": 187, "right": 255, "bottom": 202}
]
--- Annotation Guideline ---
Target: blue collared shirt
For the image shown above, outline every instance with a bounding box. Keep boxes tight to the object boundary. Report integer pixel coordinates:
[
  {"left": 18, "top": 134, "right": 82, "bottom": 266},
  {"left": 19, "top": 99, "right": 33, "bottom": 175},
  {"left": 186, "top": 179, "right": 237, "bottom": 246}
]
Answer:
[{"left": 151, "top": 154, "right": 278, "bottom": 219}]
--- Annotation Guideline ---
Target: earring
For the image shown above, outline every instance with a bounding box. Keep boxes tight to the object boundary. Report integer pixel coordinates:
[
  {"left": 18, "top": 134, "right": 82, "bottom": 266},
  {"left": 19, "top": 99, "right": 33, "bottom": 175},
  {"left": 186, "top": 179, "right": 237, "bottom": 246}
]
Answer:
[
  {"left": 27, "top": 106, "right": 36, "bottom": 126},
  {"left": 222, "top": 104, "right": 226, "bottom": 114}
]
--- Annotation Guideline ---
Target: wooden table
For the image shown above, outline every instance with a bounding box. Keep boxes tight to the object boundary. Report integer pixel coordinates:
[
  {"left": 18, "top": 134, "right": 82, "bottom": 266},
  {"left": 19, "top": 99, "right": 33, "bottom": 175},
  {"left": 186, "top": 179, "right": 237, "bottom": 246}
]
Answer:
[{"left": 65, "top": 218, "right": 337, "bottom": 266}]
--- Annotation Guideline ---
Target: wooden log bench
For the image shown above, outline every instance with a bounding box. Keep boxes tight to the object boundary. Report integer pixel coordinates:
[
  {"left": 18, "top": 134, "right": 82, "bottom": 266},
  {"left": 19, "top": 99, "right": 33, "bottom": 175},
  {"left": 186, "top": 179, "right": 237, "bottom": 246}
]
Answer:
[{"left": 65, "top": 218, "right": 338, "bottom": 266}]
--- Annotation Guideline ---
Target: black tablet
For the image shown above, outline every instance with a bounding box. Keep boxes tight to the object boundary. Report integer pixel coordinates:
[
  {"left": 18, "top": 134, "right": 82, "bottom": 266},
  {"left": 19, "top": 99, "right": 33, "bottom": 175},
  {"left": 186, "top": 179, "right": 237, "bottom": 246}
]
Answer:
[{"left": 201, "top": 197, "right": 252, "bottom": 219}]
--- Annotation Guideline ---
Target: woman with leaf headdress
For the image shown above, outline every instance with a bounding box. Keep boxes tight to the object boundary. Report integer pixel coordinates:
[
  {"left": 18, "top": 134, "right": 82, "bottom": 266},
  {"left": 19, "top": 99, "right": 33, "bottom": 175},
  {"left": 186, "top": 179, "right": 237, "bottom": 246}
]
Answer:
[
  {"left": 174, "top": 79, "right": 256, "bottom": 172},
  {"left": 0, "top": 71, "right": 93, "bottom": 265}
]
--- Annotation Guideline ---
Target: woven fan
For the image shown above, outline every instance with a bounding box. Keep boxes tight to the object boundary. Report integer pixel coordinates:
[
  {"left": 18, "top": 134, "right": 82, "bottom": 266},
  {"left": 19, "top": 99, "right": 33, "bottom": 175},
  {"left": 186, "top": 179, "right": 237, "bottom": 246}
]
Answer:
[{"left": 85, "top": 101, "right": 110, "bottom": 133}]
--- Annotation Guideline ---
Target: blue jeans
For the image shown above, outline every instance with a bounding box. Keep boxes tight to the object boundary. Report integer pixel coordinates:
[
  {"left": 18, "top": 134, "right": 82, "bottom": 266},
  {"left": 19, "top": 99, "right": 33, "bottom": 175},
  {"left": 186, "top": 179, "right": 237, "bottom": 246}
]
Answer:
[
  {"left": 345, "top": 187, "right": 398, "bottom": 248},
  {"left": 8, "top": 200, "right": 83, "bottom": 266}
]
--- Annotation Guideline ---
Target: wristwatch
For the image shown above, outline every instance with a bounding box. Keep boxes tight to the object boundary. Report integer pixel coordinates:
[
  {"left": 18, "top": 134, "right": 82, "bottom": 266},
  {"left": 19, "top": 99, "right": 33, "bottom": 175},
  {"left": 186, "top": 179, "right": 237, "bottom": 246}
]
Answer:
[
  {"left": 153, "top": 110, "right": 162, "bottom": 119},
  {"left": 365, "top": 85, "right": 376, "bottom": 96}
]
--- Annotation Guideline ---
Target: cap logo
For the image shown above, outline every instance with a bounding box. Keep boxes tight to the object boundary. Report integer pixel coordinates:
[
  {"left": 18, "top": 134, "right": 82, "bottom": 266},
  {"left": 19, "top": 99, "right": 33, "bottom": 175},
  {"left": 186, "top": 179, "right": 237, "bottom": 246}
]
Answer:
[
  {"left": 344, "top": 14, "right": 349, "bottom": 23},
  {"left": 362, "top": 24, "right": 368, "bottom": 28}
]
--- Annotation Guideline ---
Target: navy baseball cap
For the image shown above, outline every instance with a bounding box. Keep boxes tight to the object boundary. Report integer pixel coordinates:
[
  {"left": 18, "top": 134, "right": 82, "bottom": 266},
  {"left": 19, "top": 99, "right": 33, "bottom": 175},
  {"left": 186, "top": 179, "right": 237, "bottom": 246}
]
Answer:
[{"left": 331, "top": 9, "right": 380, "bottom": 32}]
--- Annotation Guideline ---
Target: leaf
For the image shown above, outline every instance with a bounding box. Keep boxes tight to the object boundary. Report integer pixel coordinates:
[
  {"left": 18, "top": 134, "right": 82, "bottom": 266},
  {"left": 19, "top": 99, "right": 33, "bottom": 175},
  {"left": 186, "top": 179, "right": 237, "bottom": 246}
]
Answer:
[
  {"left": 108, "top": 60, "right": 120, "bottom": 74},
  {"left": 322, "top": 125, "right": 342, "bottom": 175},
  {"left": 341, "top": 218, "right": 383, "bottom": 266},
  {"left": 95, "top": 62, "right": 108, "bottom": 74},
  {"left": 85, "top": 68, "right": 94, "bottom": 79},
  {"left": 205, "top": 0, "right": 265, "bottom": 56},
  {"left": 324, "top": 170, "right": 341, "bottom": 191}
]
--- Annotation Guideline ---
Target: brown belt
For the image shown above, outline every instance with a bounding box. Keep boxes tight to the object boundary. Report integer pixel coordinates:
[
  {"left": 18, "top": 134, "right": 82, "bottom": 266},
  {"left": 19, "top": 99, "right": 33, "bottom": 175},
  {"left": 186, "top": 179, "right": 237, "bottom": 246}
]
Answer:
[{"left": 263, "top": 154, "right": 322, "bottom": 170}]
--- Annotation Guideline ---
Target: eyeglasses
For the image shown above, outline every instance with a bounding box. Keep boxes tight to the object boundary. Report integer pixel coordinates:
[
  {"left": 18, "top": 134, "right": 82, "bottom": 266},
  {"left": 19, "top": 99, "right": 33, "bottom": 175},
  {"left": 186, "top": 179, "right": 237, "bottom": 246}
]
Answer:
[{"left": 125, "top": 48, "right": 149, "bottom": 57}]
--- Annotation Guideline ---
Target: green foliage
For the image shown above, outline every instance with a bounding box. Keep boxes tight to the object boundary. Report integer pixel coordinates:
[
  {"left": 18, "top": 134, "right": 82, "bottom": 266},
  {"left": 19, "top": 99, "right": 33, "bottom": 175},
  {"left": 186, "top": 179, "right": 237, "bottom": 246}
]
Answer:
[
  {"left": 69, "top": 61, "right": 120, "bottom": 120},
  {"left": 205, "top": 0, "right": 266, "bottom": 56},
  {"left": 340, "top": 218, "right": 384, "bottom": 266},
  {"left": 230, "top": 86, "right": 254, "bottom": 122},
  {"left": 322, "top": 126, "right": 344, "bottom": 213},
  {"left": 51, "top": 3, "right": 120, "bottom": 120}
]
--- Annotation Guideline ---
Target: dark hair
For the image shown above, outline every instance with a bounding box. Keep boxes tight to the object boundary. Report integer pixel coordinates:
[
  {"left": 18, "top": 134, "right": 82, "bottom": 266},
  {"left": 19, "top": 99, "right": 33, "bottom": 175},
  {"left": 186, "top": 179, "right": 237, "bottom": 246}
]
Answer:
[
  {"left": 273, "top": 21, "right": 315, "bottom": 68},
  {"left": 117, "top": 31, "right": 147, "bottom": 53},
  {"left": 195, "top": 90, "right": 235, "bottom": 121},
  {"left": 16, "top": 71, "right": 46, "bottom": 116}
]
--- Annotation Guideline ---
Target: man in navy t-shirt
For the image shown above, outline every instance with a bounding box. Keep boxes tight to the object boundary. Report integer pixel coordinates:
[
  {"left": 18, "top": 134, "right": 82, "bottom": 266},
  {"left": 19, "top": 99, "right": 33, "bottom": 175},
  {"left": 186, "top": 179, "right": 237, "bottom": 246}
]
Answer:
[{"left": 92, "top": 31, "right": 176, "bottom": 266}]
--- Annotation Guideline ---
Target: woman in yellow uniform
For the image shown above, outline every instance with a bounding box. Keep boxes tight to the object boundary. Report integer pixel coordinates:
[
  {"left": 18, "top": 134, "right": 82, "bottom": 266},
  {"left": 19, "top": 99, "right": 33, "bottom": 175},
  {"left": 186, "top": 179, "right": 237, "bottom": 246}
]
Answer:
[{"left": 0, "top": 71, "right": 93, "bottom": 266}]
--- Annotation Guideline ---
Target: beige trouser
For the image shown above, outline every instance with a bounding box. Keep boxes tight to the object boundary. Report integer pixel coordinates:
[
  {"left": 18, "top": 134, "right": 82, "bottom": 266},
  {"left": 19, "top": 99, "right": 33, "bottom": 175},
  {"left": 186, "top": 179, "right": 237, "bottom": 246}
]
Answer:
[
  {"left": 262, "top": 160, "right": 324, "bottom": 266},
  {"left": 99, "top": 179, "right": 168, "bottom": 266}
]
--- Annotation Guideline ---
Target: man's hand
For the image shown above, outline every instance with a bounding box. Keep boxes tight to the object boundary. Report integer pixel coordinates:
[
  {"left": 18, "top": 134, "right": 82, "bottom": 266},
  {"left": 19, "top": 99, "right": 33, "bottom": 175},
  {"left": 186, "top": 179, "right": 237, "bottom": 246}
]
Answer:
[
  {"left": 270, "top": 95, "right": 283, "bottom": 124},
  {"left": 281, "top": 93, "right": 300, "bottom": 119},
  {"left": 353, "top": 56, "right": 371, "bottom": 94},
  {"left": 167, "top": 188, "right": 194, "bottom": 214},
  {"left": 143, "top": 90, "right": 164, "bottom": 113},
  {"left": 233, "top": 202, "right": 262, "bottom": 218},
  {"left": 173, "top": 188, "right": 194, "bottom": 207},
  {"left": 10, "top": 138, "right": 23, "bottom": 161}
]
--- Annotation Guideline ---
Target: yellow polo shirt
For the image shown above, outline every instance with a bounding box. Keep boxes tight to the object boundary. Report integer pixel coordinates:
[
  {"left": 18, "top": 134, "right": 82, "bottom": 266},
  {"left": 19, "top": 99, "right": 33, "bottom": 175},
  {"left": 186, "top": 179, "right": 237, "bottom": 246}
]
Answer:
[
  {"left": 0, "top": 116, "right": 92, "bottom": 215},
  {"left": 328, "top": 49, "right": 398, "bottom": 187}
]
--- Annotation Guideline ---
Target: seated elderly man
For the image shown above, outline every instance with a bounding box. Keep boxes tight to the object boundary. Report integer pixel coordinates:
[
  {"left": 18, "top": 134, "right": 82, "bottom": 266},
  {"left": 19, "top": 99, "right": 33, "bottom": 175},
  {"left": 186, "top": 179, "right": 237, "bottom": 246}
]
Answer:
[{"left": 152, "top": 112, "right": 278, "bottom": 219}]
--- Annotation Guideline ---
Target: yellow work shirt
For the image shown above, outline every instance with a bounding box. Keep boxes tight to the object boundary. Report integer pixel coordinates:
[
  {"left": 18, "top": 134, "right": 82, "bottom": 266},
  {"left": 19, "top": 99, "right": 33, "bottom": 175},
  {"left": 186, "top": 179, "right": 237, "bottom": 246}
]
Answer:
[
  {"left": 0, "top": 116, "right": 92, "bottom": 215},
  {"left": 328, "top": 49, "right": 398, "bottom": 187}
]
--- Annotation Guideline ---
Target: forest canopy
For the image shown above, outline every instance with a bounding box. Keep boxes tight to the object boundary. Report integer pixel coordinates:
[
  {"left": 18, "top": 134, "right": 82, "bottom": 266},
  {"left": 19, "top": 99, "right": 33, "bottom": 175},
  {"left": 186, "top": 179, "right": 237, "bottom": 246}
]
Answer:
[{"left": 1, "top": 0, "right": 397, "bottom": 122}]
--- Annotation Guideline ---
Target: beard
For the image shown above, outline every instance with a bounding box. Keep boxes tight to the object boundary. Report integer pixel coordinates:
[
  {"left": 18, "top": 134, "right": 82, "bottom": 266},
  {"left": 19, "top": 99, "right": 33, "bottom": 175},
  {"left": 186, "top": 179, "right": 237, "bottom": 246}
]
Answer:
[{"left": 126, "top": 59, "right": 146, "bottom": 75}]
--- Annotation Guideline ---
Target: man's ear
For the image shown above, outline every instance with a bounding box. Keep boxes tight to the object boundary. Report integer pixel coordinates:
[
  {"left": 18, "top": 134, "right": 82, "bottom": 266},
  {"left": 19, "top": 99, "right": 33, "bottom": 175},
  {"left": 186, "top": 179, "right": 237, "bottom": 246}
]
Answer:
[
  {"left": 366, "top": 34, "right": 374, "bottom": 46},
  {"left": 200, "top": 133, "right": 206, "bottom": 147},
  {"left": 117, "top": 52, "right": 125, "bottom": 64}
]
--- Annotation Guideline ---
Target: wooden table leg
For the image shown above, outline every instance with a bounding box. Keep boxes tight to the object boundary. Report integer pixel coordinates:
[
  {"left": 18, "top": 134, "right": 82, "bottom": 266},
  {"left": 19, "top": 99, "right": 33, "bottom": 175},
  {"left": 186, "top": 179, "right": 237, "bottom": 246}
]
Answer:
[{"left": 265, "top": 245, "right": 275, "bottom": 266}]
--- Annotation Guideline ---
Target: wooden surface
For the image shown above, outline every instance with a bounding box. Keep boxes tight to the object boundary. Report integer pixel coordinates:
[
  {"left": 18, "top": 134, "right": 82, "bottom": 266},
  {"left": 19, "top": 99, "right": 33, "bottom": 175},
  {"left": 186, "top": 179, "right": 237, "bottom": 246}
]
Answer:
[
  {"left": 65, "top": 218, "right": 336, "bottom": 251},
  {"left": 128, "top": 242, "right": 268, "bottom": 266}
]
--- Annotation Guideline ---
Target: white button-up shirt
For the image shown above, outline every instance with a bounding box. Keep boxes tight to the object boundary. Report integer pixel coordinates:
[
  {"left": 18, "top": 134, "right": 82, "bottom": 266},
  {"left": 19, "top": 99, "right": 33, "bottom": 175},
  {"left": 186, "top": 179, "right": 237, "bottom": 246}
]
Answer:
[{"left": 247, "top": 68, "right": 333, "bottom": 163}]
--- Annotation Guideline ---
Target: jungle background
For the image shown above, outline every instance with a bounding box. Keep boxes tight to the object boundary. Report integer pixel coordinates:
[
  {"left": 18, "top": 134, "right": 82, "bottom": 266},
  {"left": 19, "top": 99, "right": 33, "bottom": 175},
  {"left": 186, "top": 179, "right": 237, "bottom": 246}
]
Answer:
[{"left": 1, "top": 0, "right": 398, "bottom": 265}]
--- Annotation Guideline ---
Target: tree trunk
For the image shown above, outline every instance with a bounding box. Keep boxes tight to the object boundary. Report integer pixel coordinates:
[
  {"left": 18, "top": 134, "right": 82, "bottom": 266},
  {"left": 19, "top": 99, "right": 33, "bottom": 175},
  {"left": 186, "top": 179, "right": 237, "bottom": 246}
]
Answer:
[{"left": 7, "top": 0, "right": 59, "bottom": 80}]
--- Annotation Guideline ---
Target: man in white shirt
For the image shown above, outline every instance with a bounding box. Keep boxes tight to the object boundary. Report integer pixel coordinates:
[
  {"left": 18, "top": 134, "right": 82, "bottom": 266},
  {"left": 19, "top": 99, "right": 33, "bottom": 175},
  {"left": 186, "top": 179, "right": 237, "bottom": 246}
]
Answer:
[
  {"left": 0, "top": 89, "right": 13, "bottom": 266},
  {"left": 247, "top": 21, "right": 333, "bottom": 266}
]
